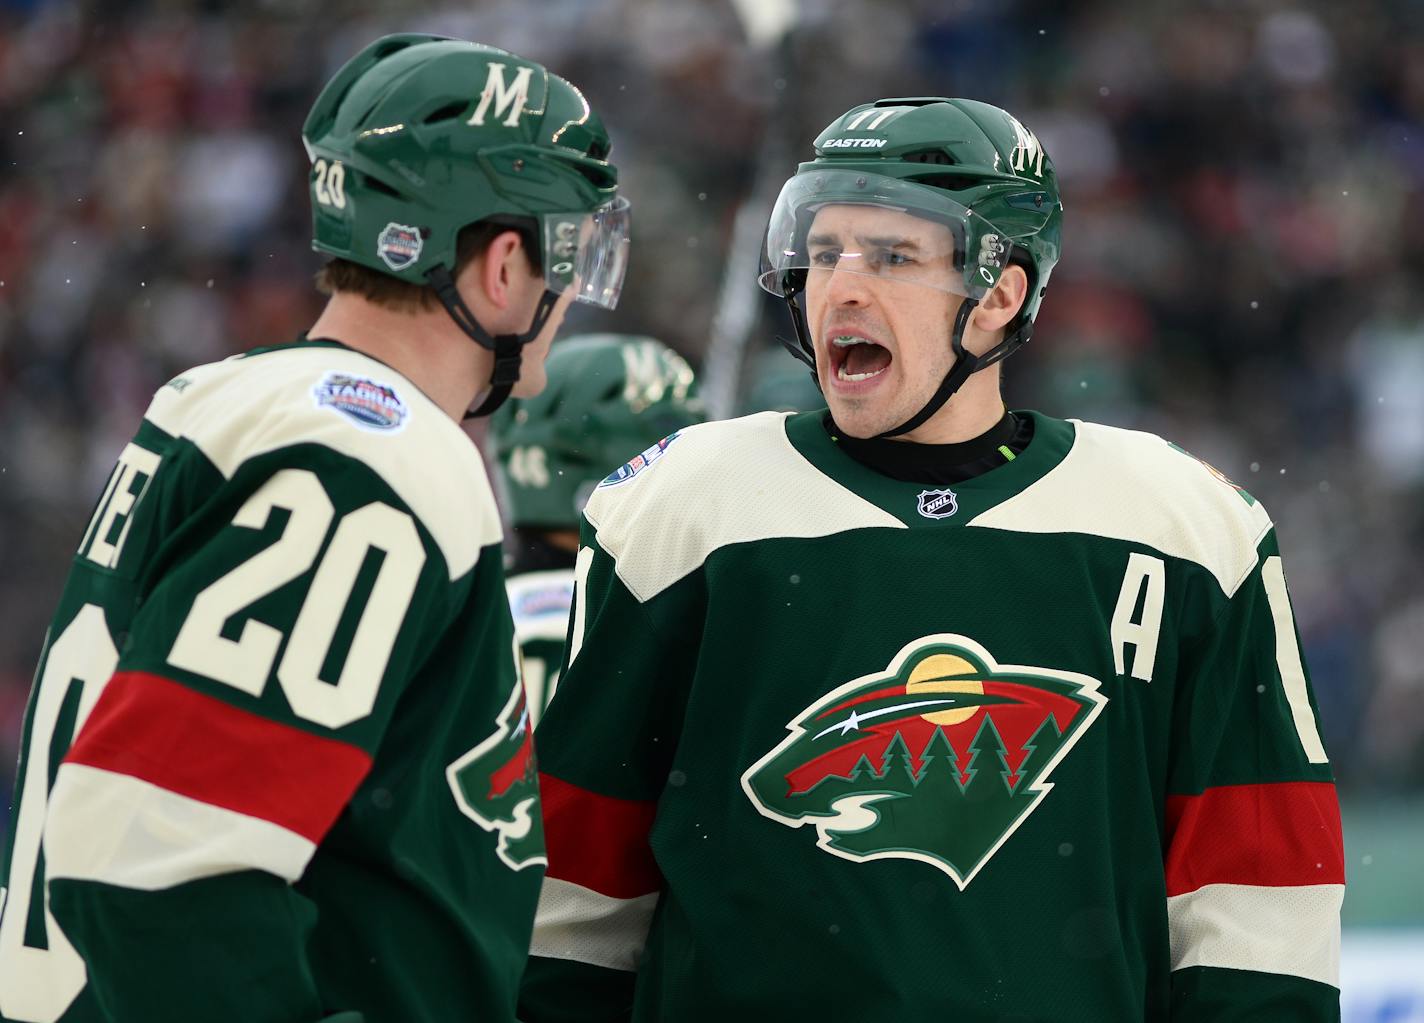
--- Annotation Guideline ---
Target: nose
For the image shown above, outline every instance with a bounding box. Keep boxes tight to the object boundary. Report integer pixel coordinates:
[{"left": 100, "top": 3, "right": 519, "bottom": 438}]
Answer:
[{"left": 821, "top": 260, "right": 872, "bottom": 307}]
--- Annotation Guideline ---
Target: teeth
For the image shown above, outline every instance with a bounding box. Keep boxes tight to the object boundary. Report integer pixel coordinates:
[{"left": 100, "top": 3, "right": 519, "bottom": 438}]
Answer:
[{"left": 837, "top": 364, "right": 888, "bottom": 383}]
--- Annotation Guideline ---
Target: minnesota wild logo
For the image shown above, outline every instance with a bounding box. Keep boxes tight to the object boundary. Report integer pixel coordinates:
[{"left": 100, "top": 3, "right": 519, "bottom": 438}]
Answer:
[
  {"left": 446, "top": 676, "right": 546, "bottom": 871},
  {"left": 741, "top": 634, "right": 1106, "bottom": 888}
]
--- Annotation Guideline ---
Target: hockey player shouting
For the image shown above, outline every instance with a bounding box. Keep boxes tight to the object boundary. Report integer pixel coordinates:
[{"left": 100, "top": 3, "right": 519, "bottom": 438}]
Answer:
[
  {"left": 521, "top": 98, "right": 1343, "bottom": 1021},
  {"left": 0, "top": 35, "right": 628, "bottom": 1023}
]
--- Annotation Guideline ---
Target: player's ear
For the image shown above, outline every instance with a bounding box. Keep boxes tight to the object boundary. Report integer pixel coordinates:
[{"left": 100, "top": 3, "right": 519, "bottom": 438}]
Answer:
[
  {"left": 972, "top": 264, "right": 1029, "bottom": 334},
  {"left": 464, "top": 229, "right": 529, "bottom": 311}
]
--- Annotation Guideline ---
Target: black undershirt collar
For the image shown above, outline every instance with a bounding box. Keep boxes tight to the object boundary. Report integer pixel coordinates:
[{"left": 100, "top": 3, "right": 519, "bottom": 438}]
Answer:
[{"left": 822, "top": 409, "right": 1033, "bottom": 485}]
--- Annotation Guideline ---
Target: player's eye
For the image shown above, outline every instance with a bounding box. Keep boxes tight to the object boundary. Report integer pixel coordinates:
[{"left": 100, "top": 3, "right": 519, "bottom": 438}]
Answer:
[
  {"left": 810, "top": 248, "right": 841, "bottom": 266},
  {"left": 878, "top": 249, "right": 914, "bottom": 268}
]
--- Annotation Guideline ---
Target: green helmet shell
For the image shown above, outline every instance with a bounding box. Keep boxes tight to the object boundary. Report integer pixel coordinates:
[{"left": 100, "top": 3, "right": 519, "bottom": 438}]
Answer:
[
  {"left": 492, "top": 334, "right": 706, "bottom": 528},
  {"left": 303, "top": 34, "right": 618, "bottom": 284},
  {"left": 793, "top": 97, "right": 1062, "bottom": 325}
]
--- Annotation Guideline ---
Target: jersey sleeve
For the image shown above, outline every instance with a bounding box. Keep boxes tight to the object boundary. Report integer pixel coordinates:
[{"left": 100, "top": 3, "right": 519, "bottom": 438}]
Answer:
[
  {"left": 42, "top": 443, "right": 454, "bottom": 1023},
  {"left": 519, "top": 524, "right": 701, "bottom": 1023},
  {"left": 1164, "top": 528, "right": 1343, "bottom": 1020}
]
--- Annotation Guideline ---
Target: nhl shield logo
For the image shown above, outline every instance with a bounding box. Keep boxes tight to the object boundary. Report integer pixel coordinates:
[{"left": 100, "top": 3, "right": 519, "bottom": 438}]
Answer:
[
  {"left": 741, "top": 634, "right": 1106, "bottom": 888},
  {"left": 917, "top": 488, "right": 958, "bottom": 519}
]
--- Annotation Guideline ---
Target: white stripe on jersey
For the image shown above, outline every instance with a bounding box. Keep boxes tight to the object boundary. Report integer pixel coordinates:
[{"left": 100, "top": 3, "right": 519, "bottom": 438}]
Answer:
[
  {"left": 1168, "top": 881, "right": 1343, "bottom": 986},
  {"left": 530, "top": 875, "right": 659, "bottom": 972},
  {"left": 44, "top": 764, "right": 316, "bottom": 891}
]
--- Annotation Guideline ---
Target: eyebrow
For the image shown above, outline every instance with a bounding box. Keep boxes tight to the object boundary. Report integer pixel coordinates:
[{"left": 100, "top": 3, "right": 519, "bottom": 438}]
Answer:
[
  {"left": 861, "top": 235, "right": 922, "bottom": 253},
  {"left": 806, "top": 232, "right": 922, "bottom": 253}
]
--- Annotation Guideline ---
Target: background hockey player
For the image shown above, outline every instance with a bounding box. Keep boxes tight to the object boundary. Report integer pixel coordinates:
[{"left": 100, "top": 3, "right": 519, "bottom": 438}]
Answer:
[
  {"left": 490, "top": 333, "right": 705, "bottom": 726},
  {"left": 521, "top": 98, "right": 1343, "bottom": 1020},
  {"left": 0, "top": 34, "right": 628, "bottom": 1023}
]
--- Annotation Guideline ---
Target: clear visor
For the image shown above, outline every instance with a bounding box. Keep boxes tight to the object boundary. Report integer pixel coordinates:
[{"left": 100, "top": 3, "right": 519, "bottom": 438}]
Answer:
[
  {"left": 757, "top": 170, "right": 1007, "bottom": 299},
  {"left": 542, "top": 196, "right": 631, "bottom": 310}
]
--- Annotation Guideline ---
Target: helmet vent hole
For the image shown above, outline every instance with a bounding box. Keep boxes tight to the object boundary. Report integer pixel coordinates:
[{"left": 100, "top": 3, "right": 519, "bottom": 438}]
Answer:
[
  {"left": 356, "top": 99, "right": 384, "bottom": 128},
  {"left": 910, "top": 173, "right": 980, "bottom": 192},
  {"left": 373, "top": 40, "right": 412, "bottom": 60},
  {"left": 571, "top": 163, "right": 616, "bottom": 189},
  {"left": 904, "top": 150, "right": 956, "bottom": 166},
  {"left": 423, "top": 101, "right": 469, "bottom": 125},
  {"left": 361, "top": 172, "right": 400, "bottom": 198}
]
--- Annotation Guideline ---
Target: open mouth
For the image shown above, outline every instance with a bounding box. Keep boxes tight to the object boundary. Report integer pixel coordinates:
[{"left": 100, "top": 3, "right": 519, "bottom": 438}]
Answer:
[{"left": 828, "top": 334, "right": 893, "bottom": 383}]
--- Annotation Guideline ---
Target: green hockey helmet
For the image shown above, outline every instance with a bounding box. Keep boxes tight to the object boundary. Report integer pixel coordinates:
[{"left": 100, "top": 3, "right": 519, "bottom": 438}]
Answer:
[
  {"left": 758, "top": 97, "right": 1063, "bottom": 437},
  {"left": 492, "top": 334, "right": 706, "bottom": 529},
  {"left": 303, "top": 35, "right": 630, "bottom": 415}
]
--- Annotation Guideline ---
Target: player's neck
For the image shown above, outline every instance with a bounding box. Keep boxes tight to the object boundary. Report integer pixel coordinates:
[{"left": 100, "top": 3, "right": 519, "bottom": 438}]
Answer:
[
  {"left": 891, "top": 376, "right": 1006, "bottom": 445},
  {"left": 307, "top": 293, "right": 491, "bottom": 421}
]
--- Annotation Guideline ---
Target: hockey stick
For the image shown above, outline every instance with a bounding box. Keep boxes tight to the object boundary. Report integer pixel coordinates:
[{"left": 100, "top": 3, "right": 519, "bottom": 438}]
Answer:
[{"left": 699, "top": 0, "right": 801, "bottom": 419}]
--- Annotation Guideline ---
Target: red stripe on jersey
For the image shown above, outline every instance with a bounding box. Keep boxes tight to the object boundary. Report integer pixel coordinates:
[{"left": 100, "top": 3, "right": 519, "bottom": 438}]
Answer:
[
  {"left": 65, "top": 671, "right": 372, "bottom": 844},
  {"left": 1165, "top": 781, "right": 1344, "bottom": 896},
  {"left": 539, "top": 771, "right": 661, "bottom": 900}
]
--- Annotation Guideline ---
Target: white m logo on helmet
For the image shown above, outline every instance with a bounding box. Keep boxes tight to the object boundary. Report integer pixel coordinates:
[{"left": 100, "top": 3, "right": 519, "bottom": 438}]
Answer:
[
  {"left": 468, "top": 62, "right": 535, "bottom": 128},
  {"left": 1006, "top": 113, "right": 1045, "bottom": 178}
]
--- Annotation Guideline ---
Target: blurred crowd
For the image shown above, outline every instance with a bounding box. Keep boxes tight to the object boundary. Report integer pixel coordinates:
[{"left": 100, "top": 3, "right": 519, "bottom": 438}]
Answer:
[{"left": 0, "top": 0, "right": 1421, "bottom": 822}]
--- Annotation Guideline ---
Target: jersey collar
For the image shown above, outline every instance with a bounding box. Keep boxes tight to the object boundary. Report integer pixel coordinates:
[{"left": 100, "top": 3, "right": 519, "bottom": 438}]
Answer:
[{"left": 783, "top": 408, "right": 1074, "bottom": 527}]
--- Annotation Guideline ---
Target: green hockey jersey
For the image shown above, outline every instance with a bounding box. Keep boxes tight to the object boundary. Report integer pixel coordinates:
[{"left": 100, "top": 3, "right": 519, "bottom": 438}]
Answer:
[
  {"left": 0, "top": 340, "right": 544, "bottom": 1023},
  {"left": 520, "top": 410, "right": 1343, "bottom": 1022},
  {"left": 507, "top": 567, "right": 575, "bottom": 729}
]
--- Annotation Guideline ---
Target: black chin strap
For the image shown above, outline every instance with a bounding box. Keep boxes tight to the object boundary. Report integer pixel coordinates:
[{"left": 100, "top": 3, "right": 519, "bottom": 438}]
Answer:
[
  {"left": 878, "top": 304, "right": 1032, "bottom": 438},
  {"left": 777, "top": 270, "right": 822, "bottom": 391},
  {"left": 425, "top": 265, "right": 560, "bottom": 420},
  {"left": 777, "top": 273, "right": 1033, "bottom": 440}
]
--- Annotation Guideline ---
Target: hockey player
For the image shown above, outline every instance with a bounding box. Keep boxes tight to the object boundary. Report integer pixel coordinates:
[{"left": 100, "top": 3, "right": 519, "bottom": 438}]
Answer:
[
  {"left": 521, "top": 99, "right": 1343, "bottom": 1020},
  {"left": 490, "top": 334, "right": 705, "bottom": 727},
  {"left": 0, "top": 35, "right": 629, "bottom": 1023}
]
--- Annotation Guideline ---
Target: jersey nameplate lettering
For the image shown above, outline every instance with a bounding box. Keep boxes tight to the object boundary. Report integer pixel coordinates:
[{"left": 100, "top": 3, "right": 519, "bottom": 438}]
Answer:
[{"left": 80, "top": 443, "right": 163, "bottom": 569}]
